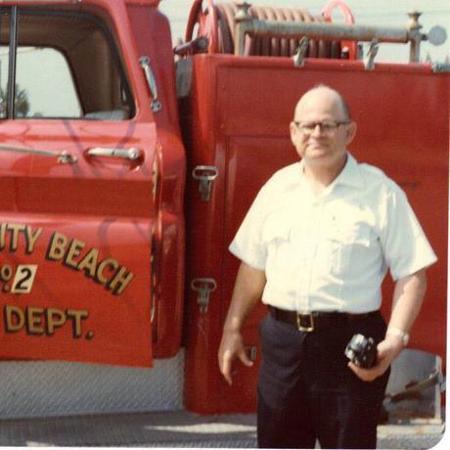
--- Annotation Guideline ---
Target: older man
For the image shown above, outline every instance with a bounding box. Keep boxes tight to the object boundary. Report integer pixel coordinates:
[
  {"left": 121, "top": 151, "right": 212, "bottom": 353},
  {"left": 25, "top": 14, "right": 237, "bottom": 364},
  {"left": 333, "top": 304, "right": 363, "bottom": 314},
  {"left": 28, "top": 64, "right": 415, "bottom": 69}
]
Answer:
[{"left": 218, "top": 85, "right": 437, "bottom": 449}]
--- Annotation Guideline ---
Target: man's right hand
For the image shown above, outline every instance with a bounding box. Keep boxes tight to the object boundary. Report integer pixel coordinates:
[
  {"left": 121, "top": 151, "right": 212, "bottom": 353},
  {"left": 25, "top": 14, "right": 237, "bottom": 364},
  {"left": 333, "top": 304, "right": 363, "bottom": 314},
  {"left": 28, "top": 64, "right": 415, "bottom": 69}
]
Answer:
[
  {"left": 217, "top": 262, "right": 266, "bottom": 385},
  {"left": 218, "top": 328, "right": 253, "bottom": 385}
]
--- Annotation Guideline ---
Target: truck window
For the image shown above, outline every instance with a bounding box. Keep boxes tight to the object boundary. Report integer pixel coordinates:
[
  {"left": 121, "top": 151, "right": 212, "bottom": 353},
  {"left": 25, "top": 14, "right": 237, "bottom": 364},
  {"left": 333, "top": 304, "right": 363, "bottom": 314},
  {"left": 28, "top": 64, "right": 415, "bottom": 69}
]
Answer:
[
  {"left": 1, "top": 46, "right": 82, "bottom": 118},
  {"left": 0, "top": 7, "right": 134, "bottom": 120}
]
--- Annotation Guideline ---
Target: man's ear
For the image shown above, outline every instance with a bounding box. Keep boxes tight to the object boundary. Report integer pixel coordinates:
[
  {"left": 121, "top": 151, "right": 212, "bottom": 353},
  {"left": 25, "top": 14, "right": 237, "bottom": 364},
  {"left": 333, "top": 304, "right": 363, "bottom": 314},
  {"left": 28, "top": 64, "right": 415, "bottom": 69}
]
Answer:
[
  {"left": 345, "top": 121, "right": 357, "bottom": 145},
  {"left": 289, "top": 121, "right": 298, "bottom": 144}
]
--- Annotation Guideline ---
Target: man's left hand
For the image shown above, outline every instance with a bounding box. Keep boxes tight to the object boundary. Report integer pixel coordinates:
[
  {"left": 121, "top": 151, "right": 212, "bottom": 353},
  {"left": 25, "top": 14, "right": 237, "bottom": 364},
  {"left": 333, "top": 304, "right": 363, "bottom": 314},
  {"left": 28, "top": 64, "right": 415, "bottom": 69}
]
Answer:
[{"left": 348, "top": 336, "right": 404, "bottom": 382}]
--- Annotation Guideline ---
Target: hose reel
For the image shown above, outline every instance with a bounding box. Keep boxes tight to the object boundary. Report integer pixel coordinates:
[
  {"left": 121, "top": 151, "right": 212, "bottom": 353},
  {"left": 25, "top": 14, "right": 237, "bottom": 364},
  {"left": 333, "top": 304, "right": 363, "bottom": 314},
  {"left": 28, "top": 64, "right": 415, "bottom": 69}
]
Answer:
[{"left": 185, "top": 0, "right": 356, "bottom": 59}]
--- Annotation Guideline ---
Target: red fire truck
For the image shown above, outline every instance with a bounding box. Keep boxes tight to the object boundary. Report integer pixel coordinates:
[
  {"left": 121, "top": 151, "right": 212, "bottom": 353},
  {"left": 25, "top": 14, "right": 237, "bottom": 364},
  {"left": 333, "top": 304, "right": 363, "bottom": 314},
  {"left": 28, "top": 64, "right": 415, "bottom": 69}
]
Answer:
[{"left": 0, "top": 0, "right": 447, "bottom": 422}]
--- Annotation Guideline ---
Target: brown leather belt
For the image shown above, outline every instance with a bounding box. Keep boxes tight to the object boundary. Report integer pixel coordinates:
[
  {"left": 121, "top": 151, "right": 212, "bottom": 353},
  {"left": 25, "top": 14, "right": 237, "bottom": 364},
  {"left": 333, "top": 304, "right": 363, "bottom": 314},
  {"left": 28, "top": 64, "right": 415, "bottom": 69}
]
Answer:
[{"left": 269, "top": 306, "right": 379, "bottom": 332}]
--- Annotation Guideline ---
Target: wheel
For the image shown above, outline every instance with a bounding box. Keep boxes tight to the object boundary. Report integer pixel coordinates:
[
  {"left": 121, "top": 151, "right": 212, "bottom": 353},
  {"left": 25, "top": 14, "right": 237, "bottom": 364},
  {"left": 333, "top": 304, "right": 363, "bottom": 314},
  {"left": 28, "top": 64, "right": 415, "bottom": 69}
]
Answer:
[{"left": 185, "top": 0, "right": 219, "bottom": 54}]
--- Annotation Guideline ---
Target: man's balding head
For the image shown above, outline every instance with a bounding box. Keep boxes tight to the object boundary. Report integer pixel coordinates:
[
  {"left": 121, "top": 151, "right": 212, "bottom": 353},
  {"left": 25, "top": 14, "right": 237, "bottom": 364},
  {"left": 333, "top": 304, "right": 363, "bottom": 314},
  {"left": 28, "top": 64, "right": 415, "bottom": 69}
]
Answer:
[
  {"left": 294, "top": 85, "right": 351, "bottom": 122},
  {"left": 289, "top": 85, "right": 356, "bottom": 171}
]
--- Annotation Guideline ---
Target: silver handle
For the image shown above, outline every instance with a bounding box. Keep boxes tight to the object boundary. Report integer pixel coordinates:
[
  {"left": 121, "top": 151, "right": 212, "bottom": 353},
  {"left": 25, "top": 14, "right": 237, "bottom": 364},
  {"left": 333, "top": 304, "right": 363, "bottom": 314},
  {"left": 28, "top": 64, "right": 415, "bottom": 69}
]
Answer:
[
  {"left": 190, "top": 278, "right": 217, "bottom": 314},
  {"left": 139, "top": 56, "right": 162, "bottom": 112},
  {"left": 0, "top": 144, "right": 77, "bottom": 164},
  {"left": 86, "top": 147, "right": 143, "bottom": 161}
]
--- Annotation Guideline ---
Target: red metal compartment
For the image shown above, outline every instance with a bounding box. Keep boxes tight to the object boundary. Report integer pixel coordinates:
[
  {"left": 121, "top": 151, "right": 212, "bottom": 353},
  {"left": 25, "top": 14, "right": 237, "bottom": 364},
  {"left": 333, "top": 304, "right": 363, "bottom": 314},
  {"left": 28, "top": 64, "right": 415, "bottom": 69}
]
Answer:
[{"left": 183, "top": 54, "right": 448, "bottom": 413}]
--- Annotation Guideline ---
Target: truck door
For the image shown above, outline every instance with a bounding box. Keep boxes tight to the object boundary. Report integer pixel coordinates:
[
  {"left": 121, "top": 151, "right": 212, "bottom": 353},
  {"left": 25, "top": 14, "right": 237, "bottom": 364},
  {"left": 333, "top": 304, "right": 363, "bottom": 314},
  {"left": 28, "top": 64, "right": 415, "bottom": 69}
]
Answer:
[{"left": 0, "top": 5, "right": 157, "bottom": 367}]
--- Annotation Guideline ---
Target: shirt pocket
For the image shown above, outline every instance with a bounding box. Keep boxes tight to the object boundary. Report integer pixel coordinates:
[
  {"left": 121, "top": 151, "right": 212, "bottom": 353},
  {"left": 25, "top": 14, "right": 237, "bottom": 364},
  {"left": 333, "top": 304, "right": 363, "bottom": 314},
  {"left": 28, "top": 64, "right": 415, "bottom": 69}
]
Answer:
[
  {"left": 324, "top": 223, "right": 372, "bottom": 277},
  {"left": 261, "top": 216, "right": 297, "bottom": 284}
]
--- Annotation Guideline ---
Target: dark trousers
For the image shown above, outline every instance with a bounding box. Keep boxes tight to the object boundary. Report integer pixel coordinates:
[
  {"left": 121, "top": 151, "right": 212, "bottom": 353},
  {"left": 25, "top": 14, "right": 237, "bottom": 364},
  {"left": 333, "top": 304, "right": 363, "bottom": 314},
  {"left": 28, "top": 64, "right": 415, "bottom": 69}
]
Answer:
[{"left": 257, "top": 311, "right": 389, "bottom": 449}]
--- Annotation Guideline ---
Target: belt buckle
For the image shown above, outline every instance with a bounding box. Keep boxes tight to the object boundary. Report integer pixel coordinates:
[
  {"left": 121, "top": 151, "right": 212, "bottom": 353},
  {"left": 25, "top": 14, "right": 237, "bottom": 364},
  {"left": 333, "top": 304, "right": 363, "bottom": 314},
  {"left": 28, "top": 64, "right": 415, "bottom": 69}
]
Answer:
[{"left": 296, "top": 312, "right": 314, "bottom": 332}]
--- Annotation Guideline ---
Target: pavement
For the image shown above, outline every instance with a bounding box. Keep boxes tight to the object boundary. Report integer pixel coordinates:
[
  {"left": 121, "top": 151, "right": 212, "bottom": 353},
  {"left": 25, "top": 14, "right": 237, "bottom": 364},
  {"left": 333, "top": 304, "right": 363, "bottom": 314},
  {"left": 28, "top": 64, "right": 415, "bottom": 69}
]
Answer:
[{"left": 0, "top": 410, "right": 445, "bottom": 448}]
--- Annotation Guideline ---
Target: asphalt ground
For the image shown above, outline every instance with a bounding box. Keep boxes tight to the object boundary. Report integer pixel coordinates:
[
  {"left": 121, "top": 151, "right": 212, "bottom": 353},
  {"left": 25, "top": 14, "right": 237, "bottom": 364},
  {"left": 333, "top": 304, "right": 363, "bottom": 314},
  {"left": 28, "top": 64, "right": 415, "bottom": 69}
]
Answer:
[{"left": 0, "top": 411, "right": 444, "bottom": 448}]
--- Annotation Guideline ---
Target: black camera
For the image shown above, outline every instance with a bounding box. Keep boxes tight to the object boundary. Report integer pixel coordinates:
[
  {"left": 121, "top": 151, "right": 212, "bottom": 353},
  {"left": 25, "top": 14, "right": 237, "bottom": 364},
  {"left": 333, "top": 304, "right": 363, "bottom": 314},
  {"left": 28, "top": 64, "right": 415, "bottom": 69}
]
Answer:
[{"left": 344, "top": 334, "right": 377, "bottom": 368}]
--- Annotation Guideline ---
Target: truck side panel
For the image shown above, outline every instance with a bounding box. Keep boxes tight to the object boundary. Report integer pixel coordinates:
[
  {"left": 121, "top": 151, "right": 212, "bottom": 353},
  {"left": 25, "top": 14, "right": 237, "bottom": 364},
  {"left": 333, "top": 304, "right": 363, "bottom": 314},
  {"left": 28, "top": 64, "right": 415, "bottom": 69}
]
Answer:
[{"left": 183, "top": 55, "right": 448, "bottom": 413}]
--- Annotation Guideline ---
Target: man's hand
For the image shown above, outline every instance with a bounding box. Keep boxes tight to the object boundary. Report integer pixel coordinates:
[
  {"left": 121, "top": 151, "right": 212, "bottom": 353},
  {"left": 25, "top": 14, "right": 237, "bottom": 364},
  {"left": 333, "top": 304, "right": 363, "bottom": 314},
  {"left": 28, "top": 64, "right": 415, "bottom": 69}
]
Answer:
[
  {"left": 348, "top": 335, "right": 403, "bottom": 382},
  {"left": 218, "top": 329, "right": 253, "bottom": 385},
  {"left": 217, "top": 263, "right": 266, "bottom": 385},
  {"left": 350, "top": 269, "right": 428, "bottom": 382}
]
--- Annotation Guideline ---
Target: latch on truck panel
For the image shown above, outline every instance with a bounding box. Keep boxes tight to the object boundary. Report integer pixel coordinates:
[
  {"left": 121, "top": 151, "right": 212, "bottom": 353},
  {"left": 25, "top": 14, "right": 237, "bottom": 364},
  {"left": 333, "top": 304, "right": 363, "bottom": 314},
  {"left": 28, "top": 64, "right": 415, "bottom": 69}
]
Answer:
[
  {"left": 192, "top": 165, "right": 218, "bottom": 201},
  {"left": 190, "top": 278, "right": 217, "bottom": 313}
]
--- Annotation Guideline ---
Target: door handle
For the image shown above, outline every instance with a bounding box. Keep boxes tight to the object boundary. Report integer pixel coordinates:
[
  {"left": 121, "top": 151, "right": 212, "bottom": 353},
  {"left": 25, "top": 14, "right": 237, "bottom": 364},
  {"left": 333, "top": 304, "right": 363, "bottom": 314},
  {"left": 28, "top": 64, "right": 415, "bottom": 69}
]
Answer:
[{"left": 86, "top": 147, "right": 144, "bottom": 162}]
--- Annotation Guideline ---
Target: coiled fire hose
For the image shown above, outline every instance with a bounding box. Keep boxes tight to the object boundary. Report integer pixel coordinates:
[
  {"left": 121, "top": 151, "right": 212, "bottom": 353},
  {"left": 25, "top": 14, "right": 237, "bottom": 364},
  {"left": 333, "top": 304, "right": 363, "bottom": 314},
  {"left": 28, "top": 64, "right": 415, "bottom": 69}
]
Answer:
[{"left": 184, "top": 0, "right": 356, "bottom": 58}]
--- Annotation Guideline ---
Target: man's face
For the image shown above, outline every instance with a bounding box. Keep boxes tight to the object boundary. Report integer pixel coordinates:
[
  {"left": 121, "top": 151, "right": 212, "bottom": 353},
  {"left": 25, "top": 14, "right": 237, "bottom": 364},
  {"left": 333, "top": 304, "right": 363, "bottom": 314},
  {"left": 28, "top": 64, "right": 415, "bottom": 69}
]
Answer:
[{"left": 289, "top": 90, "right": 356, "bottom": 171}]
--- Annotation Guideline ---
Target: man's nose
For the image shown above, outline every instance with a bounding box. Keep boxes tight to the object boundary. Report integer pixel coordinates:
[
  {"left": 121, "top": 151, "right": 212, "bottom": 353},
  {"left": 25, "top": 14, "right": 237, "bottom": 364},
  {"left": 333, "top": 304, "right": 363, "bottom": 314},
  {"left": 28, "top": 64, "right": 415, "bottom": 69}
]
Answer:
[{"left": 311, "top": 124, "right": 324, "bottom": 136}]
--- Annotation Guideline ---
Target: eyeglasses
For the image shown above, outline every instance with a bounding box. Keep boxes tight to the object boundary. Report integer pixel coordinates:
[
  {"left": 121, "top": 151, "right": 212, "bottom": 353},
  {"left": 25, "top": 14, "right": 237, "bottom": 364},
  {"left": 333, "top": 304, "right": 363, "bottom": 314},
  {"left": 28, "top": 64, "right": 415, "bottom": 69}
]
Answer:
[{"left": 294, "top": 121, "right": 350, "bottom": 135}]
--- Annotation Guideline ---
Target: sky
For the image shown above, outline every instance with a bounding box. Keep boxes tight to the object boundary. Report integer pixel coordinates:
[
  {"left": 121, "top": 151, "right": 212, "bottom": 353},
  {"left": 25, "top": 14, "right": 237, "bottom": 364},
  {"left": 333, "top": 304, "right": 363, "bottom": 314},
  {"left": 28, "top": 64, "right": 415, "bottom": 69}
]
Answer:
[{"left": 159, "top": 0, "right": 450, "bottom": 63}]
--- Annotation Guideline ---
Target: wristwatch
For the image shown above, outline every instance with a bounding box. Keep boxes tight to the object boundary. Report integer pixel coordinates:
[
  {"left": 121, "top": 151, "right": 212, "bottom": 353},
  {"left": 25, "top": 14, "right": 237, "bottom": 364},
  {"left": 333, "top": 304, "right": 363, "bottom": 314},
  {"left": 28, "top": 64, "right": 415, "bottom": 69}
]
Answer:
[{"left": 386, "top": 326, "right": 410, "bottom": 346}]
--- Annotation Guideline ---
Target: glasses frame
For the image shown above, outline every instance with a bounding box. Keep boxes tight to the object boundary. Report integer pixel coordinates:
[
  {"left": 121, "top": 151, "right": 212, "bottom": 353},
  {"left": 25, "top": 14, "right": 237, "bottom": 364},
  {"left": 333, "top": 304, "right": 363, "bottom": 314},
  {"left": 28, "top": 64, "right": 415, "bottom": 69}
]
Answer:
[{"left": 293, "top": 120, "right": 351, "bottom": 134}]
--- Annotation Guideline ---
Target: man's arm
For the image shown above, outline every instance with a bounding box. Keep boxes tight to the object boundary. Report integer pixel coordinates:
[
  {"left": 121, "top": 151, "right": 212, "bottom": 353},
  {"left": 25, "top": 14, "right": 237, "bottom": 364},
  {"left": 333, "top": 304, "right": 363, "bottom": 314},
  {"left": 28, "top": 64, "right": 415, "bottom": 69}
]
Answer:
[
  {"left": 349, "top": 268, "right": 427, "bottom": 382},
  {"left": 218, "top": 262, "right": 266, "bottom": 385}
]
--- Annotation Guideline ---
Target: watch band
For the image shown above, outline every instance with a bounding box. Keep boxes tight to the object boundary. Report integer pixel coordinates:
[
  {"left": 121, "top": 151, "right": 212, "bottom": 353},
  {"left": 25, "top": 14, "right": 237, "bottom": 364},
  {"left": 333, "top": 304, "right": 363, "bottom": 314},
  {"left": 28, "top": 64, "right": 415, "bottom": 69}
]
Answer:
[{"left": 386, "top": 326, "right": 410, "bottom": 346}]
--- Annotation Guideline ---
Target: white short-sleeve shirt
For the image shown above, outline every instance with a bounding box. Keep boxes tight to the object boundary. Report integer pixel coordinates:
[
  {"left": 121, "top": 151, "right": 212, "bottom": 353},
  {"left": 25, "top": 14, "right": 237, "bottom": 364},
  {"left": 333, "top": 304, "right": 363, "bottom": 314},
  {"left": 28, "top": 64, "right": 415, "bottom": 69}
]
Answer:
[{"left": 229, "top": 153, "right": 437, "bottom": 313}]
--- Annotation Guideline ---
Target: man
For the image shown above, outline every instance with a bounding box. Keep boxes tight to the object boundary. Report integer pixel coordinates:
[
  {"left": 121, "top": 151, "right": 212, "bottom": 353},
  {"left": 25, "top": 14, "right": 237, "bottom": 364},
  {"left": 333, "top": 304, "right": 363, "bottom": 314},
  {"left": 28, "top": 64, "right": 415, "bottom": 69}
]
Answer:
[{"left": 218, "top": 85, "right": 437, "bottom": 449}]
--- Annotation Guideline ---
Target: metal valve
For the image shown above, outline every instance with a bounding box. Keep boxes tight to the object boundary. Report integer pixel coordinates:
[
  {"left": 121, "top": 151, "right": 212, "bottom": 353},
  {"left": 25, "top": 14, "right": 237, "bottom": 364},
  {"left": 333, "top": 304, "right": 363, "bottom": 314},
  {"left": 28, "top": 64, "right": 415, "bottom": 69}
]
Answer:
[{"left": 427, "top": 26, "right": 447, "bottom": 47}]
